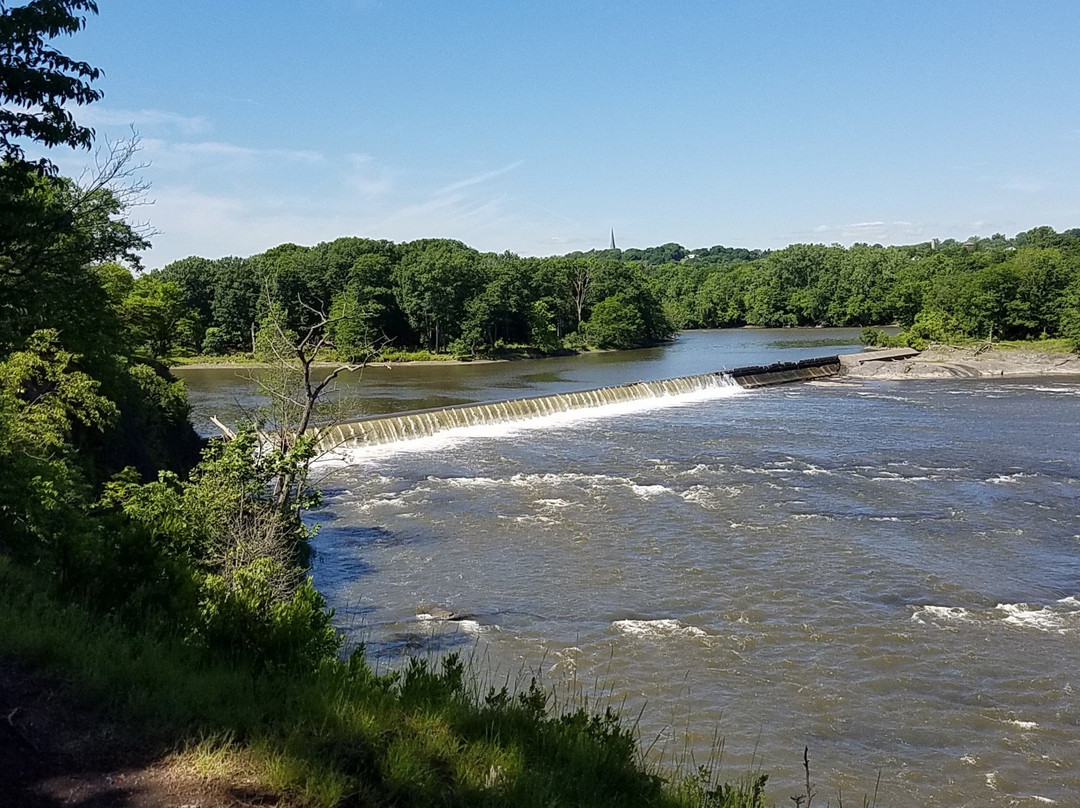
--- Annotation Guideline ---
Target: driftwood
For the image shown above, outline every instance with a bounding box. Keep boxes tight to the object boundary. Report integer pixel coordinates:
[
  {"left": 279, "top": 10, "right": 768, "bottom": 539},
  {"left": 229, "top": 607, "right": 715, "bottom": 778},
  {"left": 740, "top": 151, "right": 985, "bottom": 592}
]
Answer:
[{"left": 209, "top": 416, "right": 235, "bottom": 440}]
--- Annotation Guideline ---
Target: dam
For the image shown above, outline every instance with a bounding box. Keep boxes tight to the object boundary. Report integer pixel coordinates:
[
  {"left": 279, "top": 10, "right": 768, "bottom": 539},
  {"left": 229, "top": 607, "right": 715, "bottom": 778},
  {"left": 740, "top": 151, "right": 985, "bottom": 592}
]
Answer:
[{"left": 315, "top": 354, "right": 842, "bottom": 453}]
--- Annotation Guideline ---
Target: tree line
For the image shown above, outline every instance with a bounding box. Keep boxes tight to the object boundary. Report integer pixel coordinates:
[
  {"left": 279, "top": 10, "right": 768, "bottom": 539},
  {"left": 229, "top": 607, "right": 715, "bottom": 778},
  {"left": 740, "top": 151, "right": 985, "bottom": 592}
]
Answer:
[
  {"left": 646, "top": 229, "right": 1080, "bottom": 347},
  {"left": 129, "top": 227, "right": 1080, "bottom": 363},
  {"left": 139, "top": 240, "right": 674, "bottom": 361}
]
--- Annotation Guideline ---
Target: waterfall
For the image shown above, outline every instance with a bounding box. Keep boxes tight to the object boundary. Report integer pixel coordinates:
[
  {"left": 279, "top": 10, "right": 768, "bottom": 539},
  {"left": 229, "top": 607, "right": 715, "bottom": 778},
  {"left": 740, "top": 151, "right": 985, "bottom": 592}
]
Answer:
[
  {"left": 316, "top": 371, "right": 741, "bottom": 453},
  {"left": 313, "top": 354, "right": 842, "bottom": 454}
]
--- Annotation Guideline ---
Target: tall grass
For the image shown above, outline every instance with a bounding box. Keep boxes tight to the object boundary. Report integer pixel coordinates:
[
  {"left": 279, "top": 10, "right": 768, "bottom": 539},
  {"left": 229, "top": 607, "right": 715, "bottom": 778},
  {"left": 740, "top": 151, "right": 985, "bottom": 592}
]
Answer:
[{"left": 0, "top": 556, "right": 771, "bottom": 807}]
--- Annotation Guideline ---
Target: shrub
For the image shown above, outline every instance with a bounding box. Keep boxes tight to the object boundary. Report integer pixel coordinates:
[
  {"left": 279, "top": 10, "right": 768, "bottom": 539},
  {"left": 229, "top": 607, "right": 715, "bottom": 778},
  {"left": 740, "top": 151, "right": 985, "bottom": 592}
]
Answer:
[
  {"left": 195, "top": 559, "right": 340, "bottom": 674},
  {"left": 860, "top": 327, "right": 896, "bottom": 347},
  {"left": 201, "top": 326, "right": 227, "bottom": 355},
  {"left": 561, "top": 329, "right": 588, "bottom": 352}
]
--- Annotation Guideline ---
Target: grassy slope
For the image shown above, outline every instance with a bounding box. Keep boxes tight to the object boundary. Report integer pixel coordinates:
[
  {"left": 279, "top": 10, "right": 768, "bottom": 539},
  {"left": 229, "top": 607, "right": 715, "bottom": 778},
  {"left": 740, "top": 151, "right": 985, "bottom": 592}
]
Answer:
[{"left": 0, "top": 557, "right": 770, "bottom": 808}]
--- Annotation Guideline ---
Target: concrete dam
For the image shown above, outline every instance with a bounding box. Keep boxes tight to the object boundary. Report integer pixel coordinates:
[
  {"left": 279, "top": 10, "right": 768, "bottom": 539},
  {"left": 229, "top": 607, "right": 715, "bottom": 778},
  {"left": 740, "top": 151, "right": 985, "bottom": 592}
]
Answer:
[{"left": 314, "top": 355, "right": 843, "bottom": 453}]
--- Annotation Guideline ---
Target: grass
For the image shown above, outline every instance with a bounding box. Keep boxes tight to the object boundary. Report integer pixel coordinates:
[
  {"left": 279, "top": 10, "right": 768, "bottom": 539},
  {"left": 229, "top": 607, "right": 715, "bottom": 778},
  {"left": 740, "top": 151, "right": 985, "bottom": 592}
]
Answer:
[
  {"left": 0, "top": 555, "right": 773, "bottom": 808},
  {"left": 375, "top": 347, "right": 460, "bottom": 363},
  {"left": 988, "top": 337, "right": 1075, "bottom": 354},
  {"left": 168, "top": 352, "right": 265, "bottom": 367},
  {"left": 169, "top": 346, "right": 578, "bottom": 367}
]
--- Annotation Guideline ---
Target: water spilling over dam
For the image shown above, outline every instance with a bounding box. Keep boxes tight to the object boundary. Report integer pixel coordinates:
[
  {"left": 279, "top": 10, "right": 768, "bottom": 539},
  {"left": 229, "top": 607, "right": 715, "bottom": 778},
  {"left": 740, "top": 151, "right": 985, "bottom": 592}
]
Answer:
[{"left": 315, "top": 355, "right": 840, "bottom": 453}]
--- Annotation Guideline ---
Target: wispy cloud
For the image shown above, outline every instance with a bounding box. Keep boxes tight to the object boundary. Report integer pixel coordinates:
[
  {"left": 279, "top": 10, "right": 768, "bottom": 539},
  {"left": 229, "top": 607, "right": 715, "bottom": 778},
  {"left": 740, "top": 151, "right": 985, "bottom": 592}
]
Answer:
[
  {"left": 54, "top": 108, "right": 577, "bottom": 263},
  {"left": 78, "top": 107, "right": 212, "bottom": 136},
  {"left": 998, "top": 176, "right": 1045, "bottom": 194},
  {"left": 346, "top": 154, "right": 394, "bottom": 198},
  {"left": 141, "top": 138, "right": 324, "bottom": 164},
  {"left": 135, "top": 148, "right": 540, "bottom": 265},
  {"left": 434, "top": 160, "right": 524, "bottom": 195},
  {"left": 801, "top": 220, "right": 930, "bottom": 244}
]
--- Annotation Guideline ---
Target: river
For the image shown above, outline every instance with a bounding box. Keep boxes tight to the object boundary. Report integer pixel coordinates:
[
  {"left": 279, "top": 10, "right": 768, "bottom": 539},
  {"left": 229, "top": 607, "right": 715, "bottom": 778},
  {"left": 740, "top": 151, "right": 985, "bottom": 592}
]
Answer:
[{"left": 177, "top": 329, "right": 1080, "bottom": 807}]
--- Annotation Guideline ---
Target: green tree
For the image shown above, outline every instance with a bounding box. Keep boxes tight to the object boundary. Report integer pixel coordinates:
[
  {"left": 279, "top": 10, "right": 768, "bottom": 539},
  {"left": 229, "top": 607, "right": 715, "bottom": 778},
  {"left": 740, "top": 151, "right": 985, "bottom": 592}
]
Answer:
[
  {"left": 394, "top": 239, "right": 482, "bottom": 351},
  {"left": 328, "top": 252, "right": 403, "bottom": 356},
  {"left": 528, "top": 299, "right": 560, "bottom": 351},
  {"left": 208, "top": 256, "right": 260, "bottom": 352},
  {"left": 0, "top": 0, "right": 102, "bottom": 172},
  {"left": 121, "top": 275, "right": 199, "bottom": 358},
  {"left": 694, "top": 264, "right": 750, "bottom": 327},
  {"left": 0, "top": 329, "right": 116, "bottom": 551},
  {"left": 0, "top": 149, "right": 150, "bottom": 358},
  {"left": 157, "top": 255, "right": 217, "bottom": 331},
  {"left": 586, "top": 294, "right": 646, "bottom": 349}
]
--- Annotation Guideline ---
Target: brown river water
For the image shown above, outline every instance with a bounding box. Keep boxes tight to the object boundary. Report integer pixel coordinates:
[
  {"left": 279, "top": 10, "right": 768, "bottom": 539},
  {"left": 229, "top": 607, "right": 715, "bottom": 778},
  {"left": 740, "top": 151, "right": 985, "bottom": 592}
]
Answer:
[{"left": 177, "top": 329, "right": 1080, "bottom": 807}]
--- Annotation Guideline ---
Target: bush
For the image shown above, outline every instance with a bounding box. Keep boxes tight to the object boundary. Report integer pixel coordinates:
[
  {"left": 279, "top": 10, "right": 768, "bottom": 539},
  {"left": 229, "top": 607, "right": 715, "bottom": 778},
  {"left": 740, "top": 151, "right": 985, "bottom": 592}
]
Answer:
[
  {"left": 201, "top": 326, "right": 227, "bottom": 355},
  {"left": 1063, "top": 303, "right": 1080, "bottom": 352},
  {"left": 860, "top": 327, "right": 899, "bottom": 348},
  {"left": 901, "top": 309, "right": 961, "bottom": 349},
  {"left": 562, "top": 329, "right": 588, "bottom": 352},
  {"left": 196, "top": 559, "right": 340, "bottom": 674}
]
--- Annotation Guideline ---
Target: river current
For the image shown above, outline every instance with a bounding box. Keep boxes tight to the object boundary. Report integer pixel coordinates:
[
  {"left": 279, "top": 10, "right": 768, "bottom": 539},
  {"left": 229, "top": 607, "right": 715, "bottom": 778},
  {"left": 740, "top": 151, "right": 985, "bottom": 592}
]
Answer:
[{"left": 179, "top": 330, "right": 1080, "bottom": 807}]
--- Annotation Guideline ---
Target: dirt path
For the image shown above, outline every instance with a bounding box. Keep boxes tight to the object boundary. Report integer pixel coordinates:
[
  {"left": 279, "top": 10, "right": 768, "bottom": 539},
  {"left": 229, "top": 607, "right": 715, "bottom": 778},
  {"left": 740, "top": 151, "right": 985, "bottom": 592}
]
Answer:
[{"left": 0, "top": 658, "right": 278, "bottom": 808}]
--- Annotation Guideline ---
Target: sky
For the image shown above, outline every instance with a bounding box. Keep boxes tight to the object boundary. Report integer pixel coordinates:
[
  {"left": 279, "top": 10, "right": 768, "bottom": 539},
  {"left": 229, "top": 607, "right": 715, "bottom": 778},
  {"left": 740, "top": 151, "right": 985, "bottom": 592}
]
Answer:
[{"left": 34, "top": 0, "right": 1080, "bottom": 268}]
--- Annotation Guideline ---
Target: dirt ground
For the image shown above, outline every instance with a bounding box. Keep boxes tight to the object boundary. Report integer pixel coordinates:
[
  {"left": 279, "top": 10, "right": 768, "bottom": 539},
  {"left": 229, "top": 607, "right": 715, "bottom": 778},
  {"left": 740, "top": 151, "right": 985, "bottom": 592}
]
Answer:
[{"left": 0, "top": 658, "right": 279, "bottom": 808}]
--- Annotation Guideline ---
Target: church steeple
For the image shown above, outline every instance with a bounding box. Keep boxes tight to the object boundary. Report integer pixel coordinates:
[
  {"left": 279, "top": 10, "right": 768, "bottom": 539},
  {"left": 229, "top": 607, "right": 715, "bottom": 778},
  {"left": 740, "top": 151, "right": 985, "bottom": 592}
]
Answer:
[{"left": 609, "top": 229, "right": 616, "bottom": 250}]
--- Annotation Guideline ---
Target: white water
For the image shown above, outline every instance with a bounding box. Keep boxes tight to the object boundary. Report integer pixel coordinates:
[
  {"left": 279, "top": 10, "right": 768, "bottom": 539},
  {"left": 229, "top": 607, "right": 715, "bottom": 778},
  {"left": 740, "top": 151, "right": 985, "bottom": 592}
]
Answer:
[{"left": 316, "top": 375, "right": 743, "bottom": 464}]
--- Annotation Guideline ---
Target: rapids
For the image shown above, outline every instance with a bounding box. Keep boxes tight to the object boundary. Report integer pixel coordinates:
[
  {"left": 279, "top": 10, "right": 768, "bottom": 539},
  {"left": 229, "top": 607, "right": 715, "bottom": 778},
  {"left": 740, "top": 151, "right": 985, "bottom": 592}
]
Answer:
[{"left": 180, "top": 329, "right": 1080, "bottom": 806}]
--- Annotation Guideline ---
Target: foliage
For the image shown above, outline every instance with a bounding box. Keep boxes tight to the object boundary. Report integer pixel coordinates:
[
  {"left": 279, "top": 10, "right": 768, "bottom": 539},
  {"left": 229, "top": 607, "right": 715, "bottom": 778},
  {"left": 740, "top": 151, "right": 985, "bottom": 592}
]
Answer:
[
  {"left": 158, "top": 237, "right": 679, "bottom": 360},
  {"left": 0, "top": 161, "right": 149, "bottom": 356},
  {"left": 159, "top": 225, "right": 1080, "bottom": 364},
  {"left": 0, "top": 329, "right": 114, "bottom": 551},
  {"left": 528, "top": 298, "right": 561, "bottom": 352},
  {"left": 0, "top": 0, "right": 101, "bottom": 172},
  {"left": 199, "top": 326, "right": 228, "bottom": 355},
  {"left": 587, "top": 294, "right": 647, "bottom": 349},
  {"left": 196, "top": 560, "right": 340, "bottom": 674},
  {"left": 121, "top": 274, "right": 200, "bottom": 358},
  {"left": 0, "top": 559, "right": 781, "bottom": 807}
]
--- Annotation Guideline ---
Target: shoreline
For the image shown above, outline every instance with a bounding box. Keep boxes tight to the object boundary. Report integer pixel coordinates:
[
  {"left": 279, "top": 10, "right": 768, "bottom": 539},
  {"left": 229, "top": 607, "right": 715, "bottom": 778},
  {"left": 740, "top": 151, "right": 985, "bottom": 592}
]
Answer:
[
  {"left": 840, "top": 345, "right": 1080, "bottom": 381},
  {"left": 171, "top": 345, "right": 1080, "bottom": 381},
  {"left": 170, "top": 357, "right": 507, "bottom": 371}
]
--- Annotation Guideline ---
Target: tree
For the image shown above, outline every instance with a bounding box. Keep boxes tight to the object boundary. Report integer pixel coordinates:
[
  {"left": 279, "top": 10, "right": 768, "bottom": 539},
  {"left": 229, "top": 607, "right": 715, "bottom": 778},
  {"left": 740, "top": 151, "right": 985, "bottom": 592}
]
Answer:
[
  {"left": 251, "top": 292, "right": 365, "bottom": 514},
  {"left": 0, "top": 0, "right": 102, "bottom": 173},
  {"left": 157, "top": 255, "right": 217, "bottom": 329},
  {"left": 0, "top": 140, "right": 150, "bottom": 356},
  {"left": 328, "top": 252, "right": 402, "bottom": 357},
  {"left": 586, "top": 294, "right": 646, "bottom": 349},
  {"left": 0, "top": 328, "right": 116, "bottom": 551},
  {"left": 208, "top": 256, "right": 260, "bottom": 352},
  {"left": 393, "top": 239, "right": 482, "bottom": 351},
  {"left": 562, "top": 258, "right": 592, "bottom": 328},
  {"left": 121, "top": 274, "right": 199, "bottom": 358}
]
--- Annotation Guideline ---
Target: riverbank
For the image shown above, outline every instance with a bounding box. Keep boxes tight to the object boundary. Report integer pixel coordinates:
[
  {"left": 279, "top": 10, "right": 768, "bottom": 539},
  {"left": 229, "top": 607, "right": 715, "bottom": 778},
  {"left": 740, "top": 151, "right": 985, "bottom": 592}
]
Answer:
[
  {"left": 0, "top": 557, "right": 770, "bottom": 808},
  {"left": 171, "top": 357, "right": 506, "bottom": 371},
  {"left": 168, "top": 346, "right": 581, "bottom": 371},
  {"left": 841, "top": 343, "right": 1080, "bottom": 380}
]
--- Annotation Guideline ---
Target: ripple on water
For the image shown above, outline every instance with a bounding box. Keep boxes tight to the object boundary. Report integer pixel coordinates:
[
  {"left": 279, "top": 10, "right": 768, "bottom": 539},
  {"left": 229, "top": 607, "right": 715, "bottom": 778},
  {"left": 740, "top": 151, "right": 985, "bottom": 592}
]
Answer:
[
  {"left": 302, "top": 369, "right": 1080, "bottom": 807},
  {"left": 611, "top": 618, "right": 708, "bottom": 639}
]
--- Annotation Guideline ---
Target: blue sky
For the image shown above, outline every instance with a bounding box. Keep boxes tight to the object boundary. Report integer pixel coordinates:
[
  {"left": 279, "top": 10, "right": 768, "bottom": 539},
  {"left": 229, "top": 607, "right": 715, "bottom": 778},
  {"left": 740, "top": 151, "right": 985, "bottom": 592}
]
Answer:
[{"left": 40, "top": 1, "right": 1080, "bottom": 268}]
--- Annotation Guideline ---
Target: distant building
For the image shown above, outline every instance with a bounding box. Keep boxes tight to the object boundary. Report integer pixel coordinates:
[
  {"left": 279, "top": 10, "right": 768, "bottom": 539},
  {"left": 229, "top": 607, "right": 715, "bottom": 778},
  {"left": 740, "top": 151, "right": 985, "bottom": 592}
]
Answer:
[
  {"left": 930, "top": 238, "right": 939, "bottom": 250},
  {"left": 609, "top": 229, "right": 617, "bottom": 250}
]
